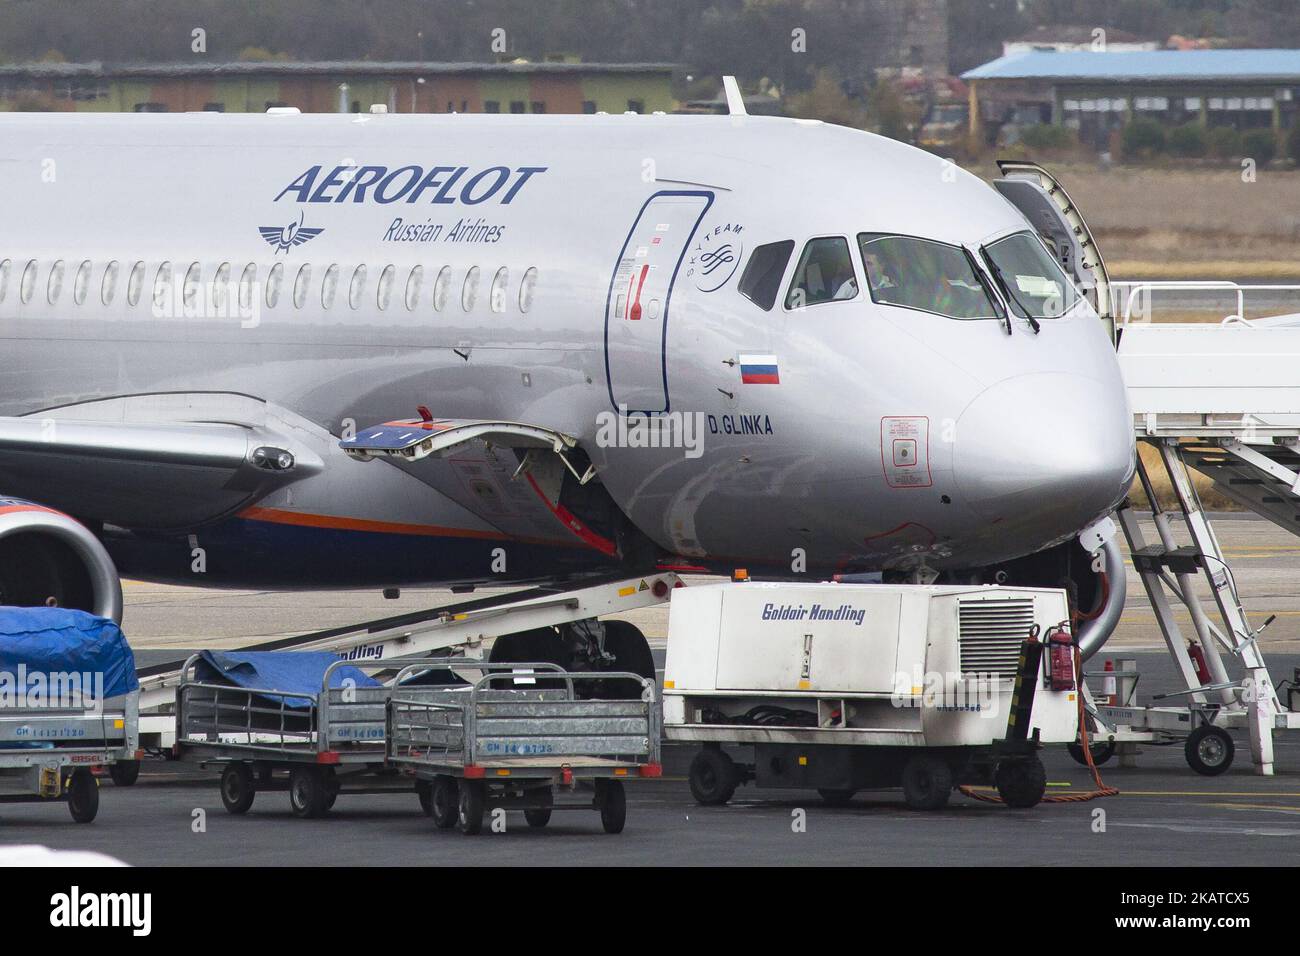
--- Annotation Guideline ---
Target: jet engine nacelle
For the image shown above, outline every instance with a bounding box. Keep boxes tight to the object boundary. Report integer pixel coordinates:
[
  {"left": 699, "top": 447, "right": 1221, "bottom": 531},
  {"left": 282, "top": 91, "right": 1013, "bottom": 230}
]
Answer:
[{"left": 0, "top": 499, "right": 123, "bottom": 622}]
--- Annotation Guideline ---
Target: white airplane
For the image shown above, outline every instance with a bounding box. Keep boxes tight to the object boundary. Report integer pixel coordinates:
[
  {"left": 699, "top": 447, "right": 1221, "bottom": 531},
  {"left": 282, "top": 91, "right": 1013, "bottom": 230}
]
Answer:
[{"left": 0, "top": 97, "right": 1135, "bottom": 676}]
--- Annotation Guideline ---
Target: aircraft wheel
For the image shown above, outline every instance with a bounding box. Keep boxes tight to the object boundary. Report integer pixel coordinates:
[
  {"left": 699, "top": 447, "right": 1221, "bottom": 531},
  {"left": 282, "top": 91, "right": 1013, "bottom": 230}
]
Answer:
[
  {"left": 597, "top": 621, "right": 656, "bottom": 699},
  {"left": 220, "top": 762, "right": 256, "bottom": 815},
  {"left": 1186, "top": 725, "right": 1234, "bottom": 776}
]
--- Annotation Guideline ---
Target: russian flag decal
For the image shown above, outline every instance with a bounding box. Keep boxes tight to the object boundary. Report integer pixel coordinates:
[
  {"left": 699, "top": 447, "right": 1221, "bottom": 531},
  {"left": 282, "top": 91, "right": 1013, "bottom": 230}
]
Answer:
[{"left": 739, "top": 354, "right": 780, "bottom": 385}]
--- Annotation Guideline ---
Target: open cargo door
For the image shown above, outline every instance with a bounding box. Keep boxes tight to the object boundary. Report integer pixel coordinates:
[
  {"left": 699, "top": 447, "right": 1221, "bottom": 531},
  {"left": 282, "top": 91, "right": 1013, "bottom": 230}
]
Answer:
[{"left": 993, "top": 160, "right": 1114, "bottom": 342}]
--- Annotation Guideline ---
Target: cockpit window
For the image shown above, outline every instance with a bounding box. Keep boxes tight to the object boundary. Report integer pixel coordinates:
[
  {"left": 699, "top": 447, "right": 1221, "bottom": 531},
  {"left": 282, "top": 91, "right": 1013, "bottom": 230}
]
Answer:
[
  {"left": 980, "top": 231, "right": 1080, "bottom": 320},
  {"left": 858, "top": 233, "right": 1000, "bottom": 320},
  {"left": 785, "top": 237, "right": 858, "bottom": 309},
  {"left": 739, "top": 240, "right": 794, "bottom": 311}
]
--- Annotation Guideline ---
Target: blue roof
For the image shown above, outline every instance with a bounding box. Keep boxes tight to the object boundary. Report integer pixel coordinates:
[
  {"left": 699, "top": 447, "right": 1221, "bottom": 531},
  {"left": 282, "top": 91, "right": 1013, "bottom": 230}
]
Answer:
[{"left": 963, "top": 49, "right": 1300, "bottom": 82}]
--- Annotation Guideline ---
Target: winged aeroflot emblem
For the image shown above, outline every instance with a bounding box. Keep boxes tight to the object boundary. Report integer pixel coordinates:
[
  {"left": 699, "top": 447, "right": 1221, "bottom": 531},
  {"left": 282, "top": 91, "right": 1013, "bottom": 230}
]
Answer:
[{"left": 258, "top": 212, "right": 324, "bottom": 254}]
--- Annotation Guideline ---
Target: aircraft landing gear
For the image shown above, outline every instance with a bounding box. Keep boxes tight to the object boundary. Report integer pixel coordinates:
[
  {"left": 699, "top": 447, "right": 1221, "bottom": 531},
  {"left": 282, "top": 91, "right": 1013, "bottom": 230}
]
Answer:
[{"left": 488, "top": 619, "right": 654, "bottom": 699}]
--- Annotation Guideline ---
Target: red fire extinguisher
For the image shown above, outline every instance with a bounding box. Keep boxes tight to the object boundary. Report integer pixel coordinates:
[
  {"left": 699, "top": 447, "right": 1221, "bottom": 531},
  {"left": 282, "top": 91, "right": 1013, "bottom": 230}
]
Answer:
[{"left": 1187, "top": 642, "right": 1210, "bottom": 686}]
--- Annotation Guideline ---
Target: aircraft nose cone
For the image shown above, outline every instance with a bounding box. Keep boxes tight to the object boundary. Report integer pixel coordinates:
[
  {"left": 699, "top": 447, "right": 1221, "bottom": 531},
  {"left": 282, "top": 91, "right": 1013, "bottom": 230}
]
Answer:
[{"left": 954, "top": 372, "right": 1134, "bottom": 529}]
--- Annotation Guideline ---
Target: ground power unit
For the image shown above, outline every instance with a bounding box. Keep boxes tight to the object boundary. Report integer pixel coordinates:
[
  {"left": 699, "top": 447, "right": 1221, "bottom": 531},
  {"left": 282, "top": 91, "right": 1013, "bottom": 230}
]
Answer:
[{"left": 663, "top": 582, "right": 1080, "bottom": 810}]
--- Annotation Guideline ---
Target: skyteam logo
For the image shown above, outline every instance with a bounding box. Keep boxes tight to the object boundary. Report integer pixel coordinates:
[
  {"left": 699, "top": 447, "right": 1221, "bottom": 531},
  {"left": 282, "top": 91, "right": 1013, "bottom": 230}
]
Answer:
[
  {"left": 688, "top": 222, "right": 744, "bottom": 293},
  {"left": 259, "top": 212, "right": 324, "bottom": 254}
]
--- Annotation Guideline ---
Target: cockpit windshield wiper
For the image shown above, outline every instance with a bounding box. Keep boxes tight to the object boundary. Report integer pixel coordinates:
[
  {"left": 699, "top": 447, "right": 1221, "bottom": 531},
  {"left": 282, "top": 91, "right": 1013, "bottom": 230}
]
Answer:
[
  {"left": 980, "top": 247, "right": 1041, "bottom": 334},
  {"left": 961, "top": 246, "right": 1011, "bottom": 336}
]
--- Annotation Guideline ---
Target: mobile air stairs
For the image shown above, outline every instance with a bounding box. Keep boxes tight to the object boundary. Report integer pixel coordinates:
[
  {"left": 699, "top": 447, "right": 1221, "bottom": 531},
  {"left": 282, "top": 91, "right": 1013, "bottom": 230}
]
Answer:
[{"left": 1092, "top": 281, "right": 1300, "bottom": 776}]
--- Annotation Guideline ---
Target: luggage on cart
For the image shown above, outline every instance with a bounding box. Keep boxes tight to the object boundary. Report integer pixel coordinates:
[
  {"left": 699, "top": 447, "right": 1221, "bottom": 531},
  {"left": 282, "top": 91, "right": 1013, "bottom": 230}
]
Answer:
[{"left": 0, "top": 607, "right": 141, "bottom": 822}]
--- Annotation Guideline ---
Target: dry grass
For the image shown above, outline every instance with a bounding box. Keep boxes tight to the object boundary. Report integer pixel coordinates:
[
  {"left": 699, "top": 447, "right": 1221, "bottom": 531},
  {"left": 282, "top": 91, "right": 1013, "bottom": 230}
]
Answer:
[{"left": 975, "top": 161, "right": 1300, "bottom": 281}]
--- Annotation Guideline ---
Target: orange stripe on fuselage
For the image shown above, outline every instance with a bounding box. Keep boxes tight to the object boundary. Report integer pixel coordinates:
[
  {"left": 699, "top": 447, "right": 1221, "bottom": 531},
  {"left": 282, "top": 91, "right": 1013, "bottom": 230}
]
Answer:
[
  {"left": 236, "top": 506, "right": 576, "bottom": 549},
  {"left": 238, "top": 506, "right": 508, "bottom": 541}
]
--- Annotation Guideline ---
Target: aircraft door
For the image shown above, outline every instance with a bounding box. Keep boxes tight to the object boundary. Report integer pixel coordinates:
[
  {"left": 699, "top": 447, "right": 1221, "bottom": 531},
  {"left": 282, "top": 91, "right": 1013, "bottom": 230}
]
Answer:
[
  {"left": 604, "top": 190, "right": 713, "bottom": 414},
  {"left": 992, "top": 160, "right": 1114, "bottom": 341}
]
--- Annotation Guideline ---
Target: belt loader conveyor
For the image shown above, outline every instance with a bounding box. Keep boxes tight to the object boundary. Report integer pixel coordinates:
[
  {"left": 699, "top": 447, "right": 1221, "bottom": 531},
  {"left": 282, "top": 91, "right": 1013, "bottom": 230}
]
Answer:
[{"left": 135, "top": 573, "right": 680, "bottom": 748}]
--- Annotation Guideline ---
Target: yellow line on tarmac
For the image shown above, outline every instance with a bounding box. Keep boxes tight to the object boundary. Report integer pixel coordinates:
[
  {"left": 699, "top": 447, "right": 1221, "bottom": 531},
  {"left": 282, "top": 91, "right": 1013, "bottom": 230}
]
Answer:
[
  {"left": 1112, "top": 790, "right": 1300, "bottom": 798},
  {"left": 1203, "top": 802, "right": 1300, "bottom": 813}
]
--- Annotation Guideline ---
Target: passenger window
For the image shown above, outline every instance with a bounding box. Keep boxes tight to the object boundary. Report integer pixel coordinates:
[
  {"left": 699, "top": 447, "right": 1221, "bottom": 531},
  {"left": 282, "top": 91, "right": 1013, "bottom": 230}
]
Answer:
[
  {"left": 519, "top": 266, "right": 538, "bottom": 313},
  {"left": 859, "top": 233, "right": 999, "bottom": 321},
  {"left": 461, "top": 266, "right": 480, "bottom": 311},
  {"left": 0, "top": 259, "right": 9, "bottom": 303},
  {"left": 101, "top": 260, "right": 119, "bottom": 306},
  {"left": 183, "top": 262, "right": 201, "bottom": 312},
  {"left": 47, "top": 259, "right": 66, "bottom": 304},
  {"left": 293, "top": 264, "right": 311, "bottom": 309},
  {"left": 490, "top": 267, "right": 508, "bottom": 313},
  {"left": 739, "top": 240, "right": 795, "bottom": 311},
  {"left": 432, "top": 266, "right": 451, "bottom": 312},
  {"left": 152, "top": 261, "right": 172, "bottom": 311},
  {"left": 376, "top": 264, "right": 395, "bottom": 311},
  {"left": 404, "top": 265, "right": 422, "bottom": 310},
  {"left": 265, "top": 262, "right": 283, "bottom": 308},
  {"left": 238, "top": 263, "right": 257, "bottom": 312},
  {"left": 126, "top": 261, "right": 145, "bottom": 306},
  {"left": 348, "top": 264, "right": 367, "bottom": 310},
  {"left": 785, "top": 237, "right": 857, "bottom": 309},
  {"left": 212, "top": 262, "right": 231, "bottom": 313},
  {"left": 73, "top": 260, "right": 92, "bottom": 305},
  {"left": 321, "top": 264, "right": 339, "bottom": 309}
]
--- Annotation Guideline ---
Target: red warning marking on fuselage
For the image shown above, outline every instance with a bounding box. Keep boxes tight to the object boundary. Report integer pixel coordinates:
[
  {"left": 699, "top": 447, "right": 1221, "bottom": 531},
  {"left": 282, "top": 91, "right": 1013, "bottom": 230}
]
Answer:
[{"left": 628, "top": 264, "right": 650, "bottom": 321}]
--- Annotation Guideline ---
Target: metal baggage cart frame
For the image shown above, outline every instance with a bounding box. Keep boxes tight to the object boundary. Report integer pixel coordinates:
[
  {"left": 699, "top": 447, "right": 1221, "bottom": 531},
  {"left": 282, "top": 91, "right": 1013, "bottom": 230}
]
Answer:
[
  {"left": 174, "top": 655, "right": 452, "bottom": 818},
  {"left": 385, "top": 660, "right": 662, "bottom": 834},
  {"left": 0, "top": 691, "right": 140, "bottom": 823}
]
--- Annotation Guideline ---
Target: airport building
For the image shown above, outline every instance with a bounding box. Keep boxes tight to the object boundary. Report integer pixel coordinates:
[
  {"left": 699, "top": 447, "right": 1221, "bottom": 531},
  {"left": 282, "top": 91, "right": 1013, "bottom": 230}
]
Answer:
[
  {"left": 962, "top": 49, "right": 1300, "bottom": 145},
  {"left": 0, "top": 59, "right": 677, "bottom": 114}
]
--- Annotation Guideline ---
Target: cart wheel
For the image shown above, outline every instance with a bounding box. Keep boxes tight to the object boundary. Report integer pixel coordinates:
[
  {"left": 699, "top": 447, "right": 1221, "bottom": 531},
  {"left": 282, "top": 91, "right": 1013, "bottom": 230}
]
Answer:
[
  {"left": 597, "top": 778, "right": 627, "bottom": 834},
  {"left": 901, "top": 754, "right": 953, "bottom": 811},
  {"left": 1067, "top": 741, "right": 1115, "bottom": 767},
  {"left": 457, "top": 779, "right": 486, "bottom": 834},
  {"left": 688, "top": 748, "right": 737, "bottom": 806},
  {"left": 431, "top": 776, "right": 458, "bottom": 830},
  {"left": 524, "top": 785, "right": 553, "bottom": 828},
  {"left": 416, "top": 779, "right": 433, "bottom": 816},
  {"left": 817, "top": 788, "right": 856, "bottom": 807},
  {"left": 220, "top": 762, "right": 256, "bottom": 815},
  {"left": 66, "top": 768, "right": 99, "bottom": 824},
  {"left": 1186, "top": 725, "right": 1234, "bottom": 776},
  {"left": 994, "top": 756, "right": 1047, "bottom": 808},
  {"left": 289, "top": 767, "right": 329, "bottom": 819},
  {"left": 324, "top": 789, "right": 338, "bottom": 811},
  {"left": 109, "top": 759, "right": 141, "bottom": 787}
]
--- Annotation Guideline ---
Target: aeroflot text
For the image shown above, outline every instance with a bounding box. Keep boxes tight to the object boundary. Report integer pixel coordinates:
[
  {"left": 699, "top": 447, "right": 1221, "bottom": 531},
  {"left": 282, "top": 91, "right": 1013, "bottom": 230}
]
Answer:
[
  {"left": 274, "top": 164, "right": 547, "bottom": 205},
  {"left": 761, "top": 603, "right": 866, "bottom": 626}
]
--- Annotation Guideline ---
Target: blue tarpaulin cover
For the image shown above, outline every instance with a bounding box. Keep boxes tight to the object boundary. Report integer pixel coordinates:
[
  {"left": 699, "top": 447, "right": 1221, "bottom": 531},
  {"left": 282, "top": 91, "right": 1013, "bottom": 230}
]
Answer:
[
  {"left": 194, "top": 651, "right": 381, "bottom": 708},
  {"left": 0, "top": 606, "right": 139, "bottom": 698}
]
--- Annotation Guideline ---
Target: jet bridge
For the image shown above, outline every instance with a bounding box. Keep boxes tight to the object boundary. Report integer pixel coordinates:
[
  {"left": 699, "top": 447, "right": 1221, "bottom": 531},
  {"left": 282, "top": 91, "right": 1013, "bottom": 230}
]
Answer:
[{"left": 1098, "top": 282, "right": 1300, "bottom": 775}]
